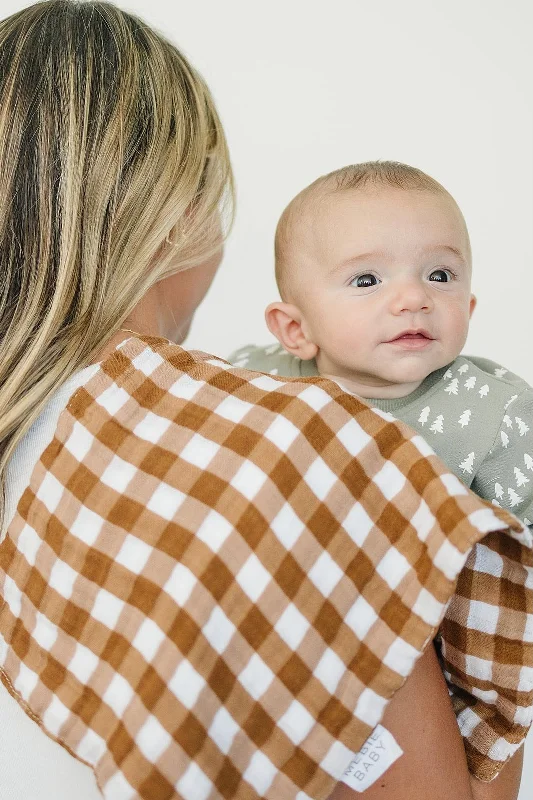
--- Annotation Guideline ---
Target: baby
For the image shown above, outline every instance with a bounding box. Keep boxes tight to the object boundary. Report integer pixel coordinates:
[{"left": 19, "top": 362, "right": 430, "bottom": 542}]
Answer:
[{"left": 231, "top": 161, "right": 533, "bottom": 526}]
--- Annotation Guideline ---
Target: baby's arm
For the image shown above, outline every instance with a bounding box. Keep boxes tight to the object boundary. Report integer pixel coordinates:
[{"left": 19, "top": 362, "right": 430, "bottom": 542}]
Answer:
[{"left": 471, "top": 386, "right": 533, "bottom": 528}]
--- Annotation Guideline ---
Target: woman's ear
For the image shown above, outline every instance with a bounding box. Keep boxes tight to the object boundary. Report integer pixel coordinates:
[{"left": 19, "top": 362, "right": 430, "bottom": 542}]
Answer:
[{"left": 265, "top": 302, "right": 318, "bottom": 360}]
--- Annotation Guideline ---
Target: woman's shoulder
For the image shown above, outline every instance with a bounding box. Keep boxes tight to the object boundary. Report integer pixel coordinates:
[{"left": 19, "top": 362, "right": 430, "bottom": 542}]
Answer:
[
  {"left": 75, "top": 334, "right": 377, "bottom": 455},
  {"left": 100, "top": 335, "right": 338, "bottom": 397}
]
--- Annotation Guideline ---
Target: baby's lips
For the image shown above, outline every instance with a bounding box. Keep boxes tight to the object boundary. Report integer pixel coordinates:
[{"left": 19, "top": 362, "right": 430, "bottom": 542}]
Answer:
[{"left": 387, "top": 329, "right": 434, "bottom": 342}]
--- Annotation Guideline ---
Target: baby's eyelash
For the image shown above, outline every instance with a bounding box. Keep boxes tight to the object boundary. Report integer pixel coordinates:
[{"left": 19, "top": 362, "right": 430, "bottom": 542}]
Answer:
[
  {"left": 348, "top": 271, "right": 380, "bottom": 284},
  {"left": 429, "top": 267, "right": 459, "bottom": 281}
]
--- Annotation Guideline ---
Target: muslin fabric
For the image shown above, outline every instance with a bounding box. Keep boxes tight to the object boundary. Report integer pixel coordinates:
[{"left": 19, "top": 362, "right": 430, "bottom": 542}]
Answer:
[{"left": 0, "top": 335, "right": 531, "bottom": 799}]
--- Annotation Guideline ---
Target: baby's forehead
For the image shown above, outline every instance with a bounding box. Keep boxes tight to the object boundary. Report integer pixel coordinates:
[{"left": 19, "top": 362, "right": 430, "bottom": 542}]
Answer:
[
  {"left": 276, "top": 182, "right": 471, "bottom": 299},
  {"left": 295, "top": 184, "right": 469, "bottom": 258},
  {"left": 280, "top": 184, "right": 343, "bottom": 258}
]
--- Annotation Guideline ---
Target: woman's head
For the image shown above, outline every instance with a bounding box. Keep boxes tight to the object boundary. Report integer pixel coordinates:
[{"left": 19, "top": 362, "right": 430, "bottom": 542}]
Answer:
[{"left": 0, "top": 0, "right": 233, "bottom": 510}]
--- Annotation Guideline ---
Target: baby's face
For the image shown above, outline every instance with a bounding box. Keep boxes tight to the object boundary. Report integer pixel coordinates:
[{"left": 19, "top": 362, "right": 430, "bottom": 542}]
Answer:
[{"left": 292, "top": 187, "right": 475, "bottom": 398}]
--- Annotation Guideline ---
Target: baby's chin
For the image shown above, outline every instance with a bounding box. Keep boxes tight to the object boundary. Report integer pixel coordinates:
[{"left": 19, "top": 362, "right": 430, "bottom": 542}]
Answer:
[{"left": 380, "top": 357, "right": 452, "bottom": 387}]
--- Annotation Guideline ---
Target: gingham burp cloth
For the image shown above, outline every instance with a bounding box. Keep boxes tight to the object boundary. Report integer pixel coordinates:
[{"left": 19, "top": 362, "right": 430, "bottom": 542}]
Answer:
[{"left": 0, "top": 335, "right": 531, "bottom": 798}]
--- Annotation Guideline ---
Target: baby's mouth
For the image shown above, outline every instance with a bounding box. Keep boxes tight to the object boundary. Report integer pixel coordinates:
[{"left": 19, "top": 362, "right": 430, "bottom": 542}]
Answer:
[{"left": 386, "top": 330, "right": 434, "bottom": 348}]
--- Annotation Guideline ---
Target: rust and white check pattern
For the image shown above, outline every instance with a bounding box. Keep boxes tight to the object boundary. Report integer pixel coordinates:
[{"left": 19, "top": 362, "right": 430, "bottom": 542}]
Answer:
[{"left": 0, "top": 335, "right": 531, "bottom": 798}]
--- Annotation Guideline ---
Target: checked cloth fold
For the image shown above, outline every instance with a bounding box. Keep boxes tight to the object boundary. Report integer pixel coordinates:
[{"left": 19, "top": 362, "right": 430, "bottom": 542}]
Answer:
[{"left": 0, "top": 335, "right": 532, "bottom": 799}]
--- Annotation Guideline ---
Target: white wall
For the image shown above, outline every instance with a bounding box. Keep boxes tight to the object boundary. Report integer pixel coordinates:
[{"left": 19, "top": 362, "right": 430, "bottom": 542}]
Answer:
[{"left": 4, "top": 0, "right": 532, "bottom": 794}]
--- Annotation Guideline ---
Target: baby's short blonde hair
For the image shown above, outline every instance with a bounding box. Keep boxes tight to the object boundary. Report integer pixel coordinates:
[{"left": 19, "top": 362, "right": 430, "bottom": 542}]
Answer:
[{"left": 275, "top": 161, "right": 463, "bottom": 299}]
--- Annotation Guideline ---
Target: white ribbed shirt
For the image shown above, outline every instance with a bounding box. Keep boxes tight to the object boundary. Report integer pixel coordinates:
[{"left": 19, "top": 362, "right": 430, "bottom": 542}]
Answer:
[{"left": 0, "top": 365, "right": 102, "bottom": 799}]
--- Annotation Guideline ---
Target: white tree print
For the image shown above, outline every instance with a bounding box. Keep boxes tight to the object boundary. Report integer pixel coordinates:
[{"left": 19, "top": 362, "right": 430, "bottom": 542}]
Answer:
[
  {"left": 430, "top": 415, "right": 444, "bottom": 434},
  {"left": 459, "top": 452, "right": 475, "bottom": 474},
  {"left": 524, "top": 453, "right": 533, "bottom": 471},
  {"left": 478, "top": 384, "right": 489, "bottom": 398},
  {"left": 443, "top": 369, "right": 453, "bottom": 380},
  {"left": 514, "top": 467, "right": 530, "bottom": 488},
  {"left": 492, "top": 499, "right": 501, "bottom": 507},
  {"left": 457, "top": 364, "right": 469, "bottom": 374},
  {"left": 494, "top": 483, "right": 504, "bottom": 499},
  {"left": 418, "top": 406, "right": 430, "bottom": 425},
  {"left": 494, "top": 367, "right": 508, "bottom": 378},
  {"left": 458, "top": 409, "right": 471, "bottom": 428},
  {"left": 525, "top": 517, "right": 532, "bottom": 526},
  {"left": 501, "top": 431, "right": 509, "bottom": 448},
  {"left": 503, "top": 415, "right": 513, "bottom": 429},
  {"left": 508, "top": 488, "right": 523, "bottom": 507},
  {"left": 504, "top": 394, "right": 518, "bottom": 410},
  {"left": 445, "top": 378, "right": 459, "bottom": 395},
  {"left": 464, "top": 376, "right": 477, "bottom": 390},
  {"left": 515, "top": 417, "right": 530, "bottom": 436}
]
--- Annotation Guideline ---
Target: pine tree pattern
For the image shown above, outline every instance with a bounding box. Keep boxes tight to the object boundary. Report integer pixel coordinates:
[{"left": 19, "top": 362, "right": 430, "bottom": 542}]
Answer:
[
  {"left": 494, "top": 483, "right": 504, "bottom": 499},
  {"left": 494, "top": 367, "right": 508, "bottom": 378},
  {"left": 457, "top": 364, "right": 469, "bottom": 374},
  {"left": 418, "top": 406, "right": 430, "bottom": 425},
  {"left": 459, "top": 452, "right": 475, "bottom": 474},
  {"left": 464, "top": 376, "right": 477, "bottom": 390},
  {"left": 458, "top": 409, "right": 471, "bottom": 427},
  {"left": 478, "top": 384, "right": 489, "bottom": 398},
  {"left": 443, "top": 369, "right": 453, "bottom": 380},
  {"left": 508, "top": 488, "right": 523, "bottom": 507},
  {"left": 504, "top": 394, "right": 518, "bottom": 410},
  {"left": 501, "top": 431, "right": 509, "bottom": 448},
  {"left": 516, "top": 417, "right": 530, "bottom": 436},
  {"left": 503, "top": 415, "right": 513, "bottom": 428},
  {"left": 445, "top": 379, "right": 459, "bottom": 395},
  {"left": 525, "top": 454, "right": 533, "bottom": 472},
  {"left": 514, "top": 467, "right": 530, "bottom": 487},
  {"left": 430, "top": 414, "right": 444, "bottom": 434}
]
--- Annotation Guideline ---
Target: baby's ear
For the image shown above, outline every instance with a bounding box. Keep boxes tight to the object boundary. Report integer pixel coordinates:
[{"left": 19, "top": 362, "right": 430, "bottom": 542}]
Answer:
[{"left": 265, "top": 302, "right": 318, "bottom": 360}]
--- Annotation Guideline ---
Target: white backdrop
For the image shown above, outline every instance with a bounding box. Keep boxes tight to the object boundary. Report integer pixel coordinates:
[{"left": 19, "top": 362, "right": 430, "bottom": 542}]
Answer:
[{"left": 4, "top": 0, "right": 533, "bottom": 795}]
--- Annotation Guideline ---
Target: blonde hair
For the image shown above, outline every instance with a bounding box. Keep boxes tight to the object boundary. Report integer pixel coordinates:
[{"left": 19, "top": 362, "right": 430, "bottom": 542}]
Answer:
[
  {"left": 0, "top": 0, "right": 234, "bottom": 521},
  {"left": 275, "top": 160, "right": 465, "bottom": 297}
]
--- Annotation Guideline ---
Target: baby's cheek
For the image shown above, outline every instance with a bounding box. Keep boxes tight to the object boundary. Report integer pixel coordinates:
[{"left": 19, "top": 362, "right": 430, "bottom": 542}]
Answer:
[
  {"left": 330, "top": 325, "right": 369, "bottom": 360},
  {"left": 442, "top": 306, "right": 471, "bottom": 349}
]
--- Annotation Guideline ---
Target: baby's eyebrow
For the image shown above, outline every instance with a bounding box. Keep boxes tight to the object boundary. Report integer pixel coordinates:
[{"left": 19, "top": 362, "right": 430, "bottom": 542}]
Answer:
[
  {"left": 330, "top": 244, "right": 469, "bottom": 276},
  {"left": 330, "top": 250, "right": 388, "bottom": 274},
  {"left": 423, "top": 244, "right": 468, "bottom": 262}
]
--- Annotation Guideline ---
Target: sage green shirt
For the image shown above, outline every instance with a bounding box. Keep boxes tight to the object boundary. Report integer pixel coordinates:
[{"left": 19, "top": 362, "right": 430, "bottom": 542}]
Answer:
[{"left": 229, "top": 344, "right": 533, "bottom": 527}]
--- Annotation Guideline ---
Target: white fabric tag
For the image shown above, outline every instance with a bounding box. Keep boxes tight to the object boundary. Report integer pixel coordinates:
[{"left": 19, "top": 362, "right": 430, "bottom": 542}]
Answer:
[{"left": 341, "top": 724, "right": 403, "bottom": 792}]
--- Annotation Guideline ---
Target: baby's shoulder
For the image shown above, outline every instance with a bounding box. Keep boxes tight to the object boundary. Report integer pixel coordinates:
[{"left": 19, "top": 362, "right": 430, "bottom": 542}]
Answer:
[
  {"left": 458, "top": 355, "right": 532, "bottom": 397},
  {"left": 447, "top": 356, "right": 533, "bottom": 437}
]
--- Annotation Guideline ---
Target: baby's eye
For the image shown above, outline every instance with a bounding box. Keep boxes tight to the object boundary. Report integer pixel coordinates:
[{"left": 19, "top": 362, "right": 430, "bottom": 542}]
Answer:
[
  {"left": 351, "top": 273, "right": 380, "bottom": 288},
  {"left": 428, "top": 269, "right": 453, "bottom": 283}
]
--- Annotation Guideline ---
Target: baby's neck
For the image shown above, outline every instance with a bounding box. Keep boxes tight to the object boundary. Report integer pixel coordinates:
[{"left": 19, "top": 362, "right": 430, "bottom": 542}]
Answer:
[{"left": 318, "top": 370, "right": 427, "bottom": 401}]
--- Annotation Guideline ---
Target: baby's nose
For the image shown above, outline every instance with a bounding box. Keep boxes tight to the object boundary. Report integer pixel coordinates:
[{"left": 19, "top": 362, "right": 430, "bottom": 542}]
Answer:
[{"left": 390, "top": 280, "right": 432, "bottom": 314}]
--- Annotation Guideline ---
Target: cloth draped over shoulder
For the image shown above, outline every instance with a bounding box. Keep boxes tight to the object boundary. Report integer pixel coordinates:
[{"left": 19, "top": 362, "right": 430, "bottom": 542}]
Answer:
[{"left": 0, "top": 335, "right": 532, "bottom": 800}]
